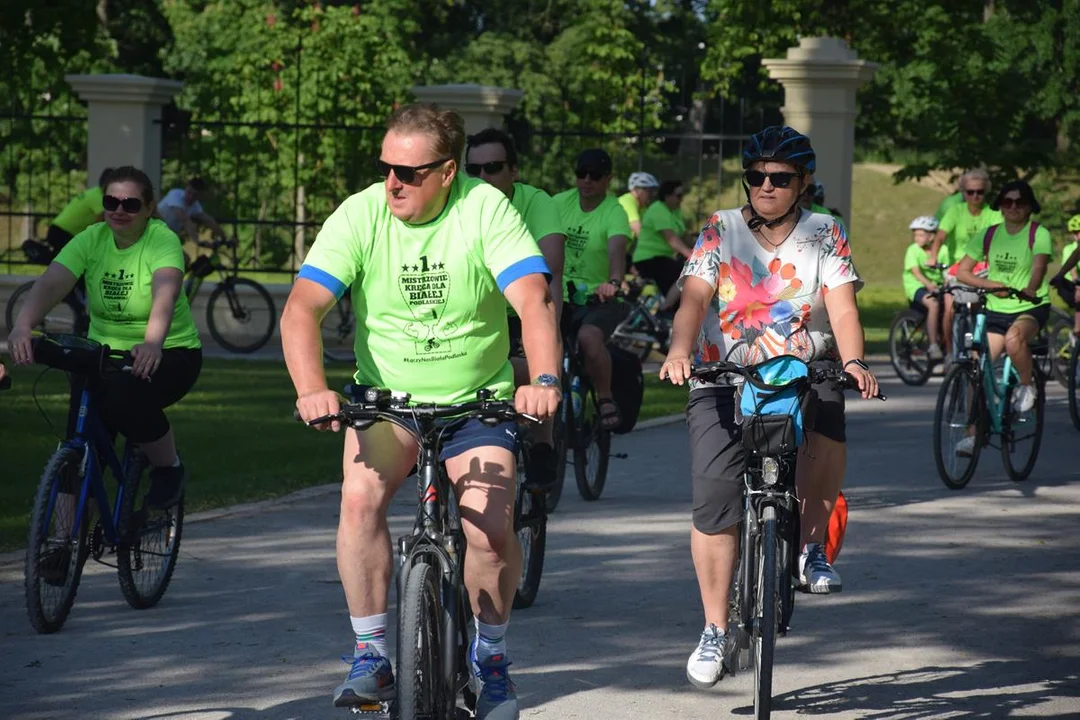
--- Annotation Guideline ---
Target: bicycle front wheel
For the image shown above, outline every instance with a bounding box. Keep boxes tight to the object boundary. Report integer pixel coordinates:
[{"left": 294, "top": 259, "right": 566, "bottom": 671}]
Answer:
[
  {"left": 1001, "top": 371, "right": 1044, "bottom": 482},
  {"left": 933, "top": 364, "right": 983, "bottom": 490},
  {"left": 574, "top": 400, "right": 611, "bottom": 501},
  {"left": 513, "top": 464, "right": 547, "bottom": 609},
  {"left": 117, "top": 453, "right": 184, "bottom": 609},
  {"left": 753, "top": 505, "right": 780, "bottom": 720},
  {"left": 25, "top": 446, "right": 91, "bottom": 634},
  {"left": 6, "top": 281, "right": 78, "bottom": 334},
  {"left": 398, "top": 561, "right": 444, "bottom": 720},
  {"left": 1069, "top": 340, "right": 1080, "bottom": 432},
  {"left": 206, "top": 278, "right": 276, "bottom": 353},
  {"left": 888, "top": 310, "right": 931, "bottom": 385}
]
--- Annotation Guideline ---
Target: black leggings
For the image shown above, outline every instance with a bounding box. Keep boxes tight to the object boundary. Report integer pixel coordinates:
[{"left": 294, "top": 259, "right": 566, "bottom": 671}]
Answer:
[{"left": 67, "top": 348, "right": 202, "bottom": 443}]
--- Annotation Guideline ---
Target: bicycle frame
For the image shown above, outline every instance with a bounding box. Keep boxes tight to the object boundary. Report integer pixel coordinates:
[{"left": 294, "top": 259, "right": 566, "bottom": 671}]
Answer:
[{"left": 969, "top": 310, "right": 1017, "bottom": 436}]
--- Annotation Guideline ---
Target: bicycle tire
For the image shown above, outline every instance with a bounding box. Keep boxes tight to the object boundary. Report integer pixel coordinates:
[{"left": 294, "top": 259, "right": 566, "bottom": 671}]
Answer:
[
  {"left": 117, "top": 452, "right": 184, "bottom": 609},
  {"left": 574, "top": 394, "right": 611, "bottom": 501},
  {"left": 1047, "top": 316, "right": 1073, "bottom": 388},
  {"left": 25, "top": 446, "right": 91, "bottom": 634},
  {"left": 322, "top": 298, "right": 356, "bottom": 363},
  {"left": 1069, "top": 340, "right": 1080, "bottom": 432},
  {"left": 933, "top": 364, "right": 983, "bottom": 490},
  {"left": 512, "top": 469, "right": 547, "bottom": 609},
  {"left": 888, "top": 310, "right": 931, "bottom": 386},
  {"left": 398, "top": 560, "right": 444, "bottom": 720},
  {"left": 206, "top": 278, "right": 276, "bottom": 353},
  {"left": 1000, "top": 370, "right": 1044, "bottom": 482},
  {"left": 6, "top": 281, "right": 78, "bottom": 335},
  {"left": 753, "top": 505, "right": 779, "bottom": 720},
  {"left": 544, "top": 395, "right": 569, "bottom": 513}
]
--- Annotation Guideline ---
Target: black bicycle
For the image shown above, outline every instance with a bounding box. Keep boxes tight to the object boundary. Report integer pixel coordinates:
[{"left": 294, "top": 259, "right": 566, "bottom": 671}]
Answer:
[
  {"left": 888, "top": 274, "right": 975, "bottom": 386},
  {"left": 21, "top": 333, "right": 184, "bottom": 634},
  {"left": 5, "top": 239, "right": 90, "bottom": 337},
  {"left": 609, "top": 276, "right": 671, "bottom": 362},
  {"left": 321, "top": 293, "right": 356, "bottom": 363},
  {"left": 690, "top": 358, "right": 884, "bottom": 720},
  {"left": 300, "top": 388, "right": 534, "bottom": 719},
  {"left": 512, "top": 435, "right": 548, "bottom": 609}
]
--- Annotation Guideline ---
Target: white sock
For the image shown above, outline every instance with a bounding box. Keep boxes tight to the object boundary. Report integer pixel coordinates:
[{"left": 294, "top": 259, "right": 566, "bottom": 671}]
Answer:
[
  {"left": 474, "top": 618, "right": 508, "bottom": 661},
  {"left": 351, "top": 613, "right": 389, "bottom": 658}
]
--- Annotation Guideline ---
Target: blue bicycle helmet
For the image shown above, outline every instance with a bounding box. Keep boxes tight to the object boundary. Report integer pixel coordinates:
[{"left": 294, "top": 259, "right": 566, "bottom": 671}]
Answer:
[{"left": 743, "top": 126, "right": 816, "bottom": 174}]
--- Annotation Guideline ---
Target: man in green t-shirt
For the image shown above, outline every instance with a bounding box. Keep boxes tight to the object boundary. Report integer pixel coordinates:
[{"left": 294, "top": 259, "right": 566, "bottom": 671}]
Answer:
[
  {"left": 282, "top": 104, "right": 560, "bottom": 718},
  {"left": 45, "top": 167, "right": 112, "bottom": 252},
  {"left": 955, "top": 180, "right": 1050, "bottom": 430},
  {"left": 932, "top": 168, "right": 1002, "bottom": 263},
  {"left": 618, "top": 171, "right": 659, "bottom": 251},
  {"left": 553, "top": 149, "right": 632, "bottom": 431},
  {"left": 465, "top": 127, "right": 566, "bottom": 488}
]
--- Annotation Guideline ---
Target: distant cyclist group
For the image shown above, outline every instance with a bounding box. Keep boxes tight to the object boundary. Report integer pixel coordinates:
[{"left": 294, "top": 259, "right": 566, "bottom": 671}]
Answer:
[{"left": 10, "top": 102, "right": 970, "bottom": 720}]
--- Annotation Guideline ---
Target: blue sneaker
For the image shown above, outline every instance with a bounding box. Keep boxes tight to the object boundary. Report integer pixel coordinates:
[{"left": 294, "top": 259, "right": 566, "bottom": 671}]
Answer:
[
  {"left": 332, "top": 643, "right": 395, "bottom": 708},
  {"left": 469, "top": 639, "right": 519, "bottom": 719}
]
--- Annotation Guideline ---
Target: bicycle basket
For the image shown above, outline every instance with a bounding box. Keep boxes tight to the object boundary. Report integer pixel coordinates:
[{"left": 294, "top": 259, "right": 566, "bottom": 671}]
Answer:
[
  {"left": 32, "top": 334, "right": 108, "bottom": 375},
  {"left": 737, "top": 355, "right": 810, "bottom": 455},
  {"left": 190, "top": 254, "right": 214, "bottom": 278}
]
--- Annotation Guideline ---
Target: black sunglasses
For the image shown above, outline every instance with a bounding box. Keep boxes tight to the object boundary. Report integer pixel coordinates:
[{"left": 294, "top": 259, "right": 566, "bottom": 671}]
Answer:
[
  {"left": 376, "top": 157, "right": 451, "bottom": 184},
  {"left": 999, "top": 196, "right": 1028, "bottom": 209},
  {"left": 575, "top": 168, "right": 607, "bottom": 181},
  {"left": 964, "top": 188, "right": 986, "bottom": 196},
  {"left": 744, "top": 170, "right": 798, "bottom": 189},
  {"left": 464, "top": 161, "right": 508, "bottom": 176},
  {"left": 102, "top": 195, "right": 143, "bottom": 213}
]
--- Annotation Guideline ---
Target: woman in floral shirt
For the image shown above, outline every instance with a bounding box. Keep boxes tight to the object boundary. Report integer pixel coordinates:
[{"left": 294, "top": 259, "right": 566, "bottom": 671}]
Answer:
[{"left": 659, "top": 126, "right": 879, "bottom": 690}]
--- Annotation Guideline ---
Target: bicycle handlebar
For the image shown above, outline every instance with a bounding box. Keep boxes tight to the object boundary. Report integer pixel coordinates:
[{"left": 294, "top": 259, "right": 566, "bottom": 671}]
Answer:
[
  {"left": 689, "top": 360, "right": 887, "bottom": 401},
  {"left": 294, "top": 387, "right": 536, "bottom": 430},
  {"left": 31, "top": 334, "right": 135, "bottom": 377},
  {"left": 196, "top": 236, "right": 238, "bottom": 250}
]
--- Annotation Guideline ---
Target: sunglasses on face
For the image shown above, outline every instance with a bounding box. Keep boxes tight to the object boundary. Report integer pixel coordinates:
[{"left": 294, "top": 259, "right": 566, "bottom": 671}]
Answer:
[
  {"left": 464, "top": 161, "right": 508, "bottom": 176},
  {"left": 964, "top": 188, "right": 986, "bottom": 197},
  {"left": 376, "top": 157, "right": 451, "bottom": 185},
  {"left": 999, "top": 196, "right": 1028, "bottom": 209},
  {"left": 102, "top": 195, "right": 143, "bottom": 213},
  {"left": 575, "top": 168, "right": 607, "bottom": 181},
  {"left": 744, "top": 170, "right": 798, "bottom": 189}
]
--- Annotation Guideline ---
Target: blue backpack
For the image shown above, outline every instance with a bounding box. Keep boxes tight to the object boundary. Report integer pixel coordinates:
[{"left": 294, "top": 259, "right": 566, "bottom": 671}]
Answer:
[{"left": 737, "top": 355, "right": 811, "bottom": 455}]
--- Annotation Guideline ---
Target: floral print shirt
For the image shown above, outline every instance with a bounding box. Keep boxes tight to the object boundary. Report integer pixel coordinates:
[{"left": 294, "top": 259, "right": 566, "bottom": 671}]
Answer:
[{"left": 679, "top": 208, "right": 860, "bottom": 389}]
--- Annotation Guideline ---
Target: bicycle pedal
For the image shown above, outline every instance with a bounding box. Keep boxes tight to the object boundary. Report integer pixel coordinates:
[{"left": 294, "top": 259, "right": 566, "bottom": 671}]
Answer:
[{"left": 348, "top": 699, "right": 395, "bottom": 716}]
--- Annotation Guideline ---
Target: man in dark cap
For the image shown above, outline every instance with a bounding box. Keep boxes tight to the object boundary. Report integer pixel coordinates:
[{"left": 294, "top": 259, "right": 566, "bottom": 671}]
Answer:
[{"left": 552, "top": 149, "right": 632, "bottom": 430}]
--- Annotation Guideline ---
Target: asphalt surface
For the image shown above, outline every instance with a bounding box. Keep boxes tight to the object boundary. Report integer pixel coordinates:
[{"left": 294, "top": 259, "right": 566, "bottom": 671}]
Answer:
[{"left": 1, "top": 364, "right": 1079, "bottom": 719}]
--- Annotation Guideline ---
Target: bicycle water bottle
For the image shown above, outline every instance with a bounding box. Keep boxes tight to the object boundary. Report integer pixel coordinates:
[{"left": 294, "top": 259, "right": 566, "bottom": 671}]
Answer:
[{"left": 570, "top": 375, "right": 584, "bottom": 420}]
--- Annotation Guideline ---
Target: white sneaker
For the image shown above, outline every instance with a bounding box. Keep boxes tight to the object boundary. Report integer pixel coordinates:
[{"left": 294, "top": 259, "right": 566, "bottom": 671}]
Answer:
[
  {"left": 798, "top": 543, "right": 842, "bottom": 594},
  {"left": 928, "top": 344, "right": 943, "bottom": 360},
  {"left": 1011, "top": 384, "right": 1036, "bottom": 414},
  {"left": 686, "top": 624, "right": 726, "bottom": 689},
  {"left": 955, "top": 436, "right": 976, "bottom": 457}
]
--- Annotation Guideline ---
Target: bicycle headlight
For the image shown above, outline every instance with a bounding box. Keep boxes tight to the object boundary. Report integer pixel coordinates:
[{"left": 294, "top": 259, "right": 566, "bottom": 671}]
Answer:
[{"left": 762, "top": 457, "right": 780, "bottom": 486}]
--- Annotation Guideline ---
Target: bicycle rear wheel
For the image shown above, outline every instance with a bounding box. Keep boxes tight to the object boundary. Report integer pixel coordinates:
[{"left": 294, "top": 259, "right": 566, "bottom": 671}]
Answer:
[
  {"left": 574, "top": 394, "right": 611, "bottom": 501},
  {"left": 6, "top": 281, "right": 78, "bottom": 334},
  {"left": 888, "top": 310, "right": 931, "bottom": 385},
  {"left": 1069, "top": 340, "right": 1080, "bottom": 432},
  {"left": 933, "top": 364, "right": 983, "bottom": 490},
  {"left": 753, "top": 505, "right": 780, "bottom": 720},
  {"left": 25, "top": 446, "right": 91, "bottom": 634},
  {"left": 206, "top": 278, "right": 276, "bottom": 353},
  {"left": 1001, "top": 371, "right": 1044, "bottom": 482},
  {"left": 398, "top": 560, "right": 444, "bottom": 720},
  {"left": 322, "top": 297, "right": 356, "bottom": 362},
  {"left": 117, "top": 453, "right": 184, "bottom": 609}
]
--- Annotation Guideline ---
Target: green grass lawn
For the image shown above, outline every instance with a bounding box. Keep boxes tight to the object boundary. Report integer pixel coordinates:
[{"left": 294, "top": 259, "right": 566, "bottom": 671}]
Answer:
[{"left": 0, "top": 358, "right": 691, "bottom": 551}]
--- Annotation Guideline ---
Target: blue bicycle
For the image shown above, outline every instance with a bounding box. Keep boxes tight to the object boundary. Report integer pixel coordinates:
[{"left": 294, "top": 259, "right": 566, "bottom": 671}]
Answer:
[
  {"left": 23, "top": 334, "right": 184, "bottom": 634},
  {"left": 933, "top": 288, "right": 1047, "bottom": 488}
]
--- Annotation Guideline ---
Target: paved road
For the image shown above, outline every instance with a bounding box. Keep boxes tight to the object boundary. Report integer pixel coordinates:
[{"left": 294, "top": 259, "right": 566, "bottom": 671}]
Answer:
[{"left": 2, "top": 367, "right": 1079, "bottom": 719}]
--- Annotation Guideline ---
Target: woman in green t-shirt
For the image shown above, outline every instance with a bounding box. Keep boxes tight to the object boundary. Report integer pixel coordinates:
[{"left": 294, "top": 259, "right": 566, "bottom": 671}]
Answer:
[
  {"left": 9, "top": 166, "right": 202, "bottom": 509},
  {"left": 956, "top": 180, "right": 1050, "bottom": 424}
]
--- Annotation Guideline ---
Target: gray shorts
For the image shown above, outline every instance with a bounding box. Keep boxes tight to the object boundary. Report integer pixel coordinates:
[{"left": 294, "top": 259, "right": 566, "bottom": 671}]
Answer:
[
  {"left": 686, "top": 369, "right": 846, "bottom": 535},
  {"left": 566, "top": 301, "right": 631, "bottom": 340}
]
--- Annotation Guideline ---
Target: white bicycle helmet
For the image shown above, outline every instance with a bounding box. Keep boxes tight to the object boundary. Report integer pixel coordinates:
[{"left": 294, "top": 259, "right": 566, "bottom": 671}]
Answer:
[
  {"left": 628, "top": 171, "right": 660, "bottom": 190},
  {"left": 909, "top": 215, "right": 939, "bottom": 232}
]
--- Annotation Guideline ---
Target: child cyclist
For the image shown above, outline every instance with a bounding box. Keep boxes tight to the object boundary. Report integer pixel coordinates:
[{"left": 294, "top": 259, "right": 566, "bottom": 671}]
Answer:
[
  {"left": 904, "top": 216, "right": 950, "bottom": 359},
  {"left": 1052, "top": 214, "right": 1080, "bottom": 335}
]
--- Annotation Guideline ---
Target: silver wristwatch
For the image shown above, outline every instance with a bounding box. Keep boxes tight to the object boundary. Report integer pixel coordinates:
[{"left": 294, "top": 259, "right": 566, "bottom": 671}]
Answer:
[{"left": 532, "top": 373, "right": 559, "bottom": 388}]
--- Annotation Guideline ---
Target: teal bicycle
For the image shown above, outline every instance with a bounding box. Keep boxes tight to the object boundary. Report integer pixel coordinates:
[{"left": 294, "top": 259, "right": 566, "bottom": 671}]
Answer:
[{"left": 933, "top": 288, "right": 1047, "bottom": 488}]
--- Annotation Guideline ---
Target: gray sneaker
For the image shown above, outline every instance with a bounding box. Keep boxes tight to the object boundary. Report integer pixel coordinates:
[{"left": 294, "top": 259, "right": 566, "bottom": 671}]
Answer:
[
  {"left": 686, "top": 623, "right": 727, "bottom": 689},
  {"left": 332, "top": 643, "right": 395, "bottom": 708},
  {"left": 469, "top": 639, "right": 519, "bottom": 719},
  {"left": 798, "top": 542, "right": 842, "bottom": 594}
]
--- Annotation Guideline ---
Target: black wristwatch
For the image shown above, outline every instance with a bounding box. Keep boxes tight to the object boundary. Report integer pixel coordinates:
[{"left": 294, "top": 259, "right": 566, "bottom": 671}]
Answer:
[
  {"left": 608, "top": 278, "right": 621, "bottom": 287},
  {"left": 532, "top": 373, "right": 559, "bottom": 388},
  {"left": 843, "top": 358, "right": 869, "bottom": 372}
]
